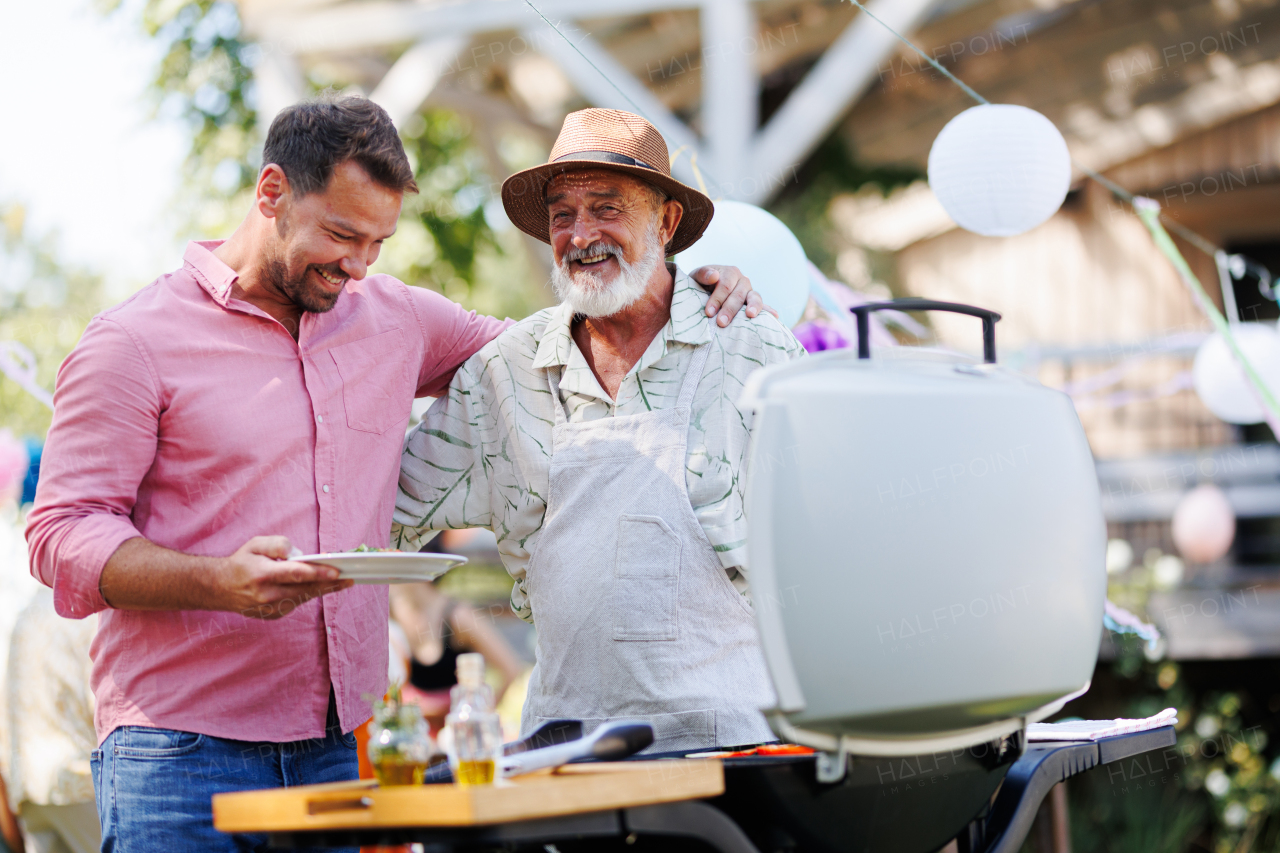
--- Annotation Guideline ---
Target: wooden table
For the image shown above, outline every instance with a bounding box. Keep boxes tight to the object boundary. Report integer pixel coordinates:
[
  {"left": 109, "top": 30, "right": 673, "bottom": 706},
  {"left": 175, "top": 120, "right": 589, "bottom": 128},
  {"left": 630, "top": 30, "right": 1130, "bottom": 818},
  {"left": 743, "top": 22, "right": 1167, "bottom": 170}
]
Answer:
[
  {"left": 214, "top": 760, "right": 739, "bottom": 849},
  {"left": 213, "top": 729, "right": 1179, "bottom": 853},
  {"left": 209, "top": 722, "right": 1177, "bottom": 850}
]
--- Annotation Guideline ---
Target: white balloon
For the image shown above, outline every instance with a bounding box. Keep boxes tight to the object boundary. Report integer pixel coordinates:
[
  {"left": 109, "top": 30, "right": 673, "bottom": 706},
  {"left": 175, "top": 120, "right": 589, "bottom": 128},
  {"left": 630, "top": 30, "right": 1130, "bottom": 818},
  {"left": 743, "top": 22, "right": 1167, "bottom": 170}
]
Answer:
[
  {"left": 1171, "top": 484, "right": 1235, "bottom": 564},
  {"left": 927, "top": 104, "right": 1072, "bottom": 238},
  {"left": 1192, "top": 323, "right": 1280, "bottom": 424},
  {"left": 676, "top": 200, "right": 809, "bottom": 328}
]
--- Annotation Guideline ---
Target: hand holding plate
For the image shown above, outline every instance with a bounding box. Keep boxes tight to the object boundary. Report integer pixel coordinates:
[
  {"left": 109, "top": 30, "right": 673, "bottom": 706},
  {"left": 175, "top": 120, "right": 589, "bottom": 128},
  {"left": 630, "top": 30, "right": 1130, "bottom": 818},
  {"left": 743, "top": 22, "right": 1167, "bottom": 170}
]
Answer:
[{"left": 215, "top": 535, "right": 353, "bottom": 620}]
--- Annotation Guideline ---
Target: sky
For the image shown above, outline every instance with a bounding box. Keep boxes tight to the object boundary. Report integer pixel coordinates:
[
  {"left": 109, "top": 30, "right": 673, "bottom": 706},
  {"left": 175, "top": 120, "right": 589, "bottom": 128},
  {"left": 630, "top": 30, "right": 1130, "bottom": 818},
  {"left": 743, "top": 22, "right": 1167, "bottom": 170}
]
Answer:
[{"left": 0, "top": 0, "right": 188, "bottom": 300}]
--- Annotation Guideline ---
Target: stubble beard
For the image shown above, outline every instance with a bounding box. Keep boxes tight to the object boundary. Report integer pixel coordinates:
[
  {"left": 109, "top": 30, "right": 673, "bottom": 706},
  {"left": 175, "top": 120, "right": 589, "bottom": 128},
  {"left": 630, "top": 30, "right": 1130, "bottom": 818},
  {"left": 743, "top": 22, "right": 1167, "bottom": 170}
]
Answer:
[
  {"left": 262, "top": 252, "right": 346, "bottom": 315},
  {"left": 551, "top": 220, "right": 664, "bottom": 318}
]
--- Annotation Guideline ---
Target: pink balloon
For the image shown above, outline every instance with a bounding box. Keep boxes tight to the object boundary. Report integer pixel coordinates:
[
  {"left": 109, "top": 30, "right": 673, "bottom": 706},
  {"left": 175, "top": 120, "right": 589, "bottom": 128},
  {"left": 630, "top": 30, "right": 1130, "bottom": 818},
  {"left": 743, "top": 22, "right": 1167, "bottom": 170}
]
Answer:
[
  {"left": 0, "top": 430, "right": 26, "bottom": 503},
  {"left": 1172, "top": 484, "right": 1236, "bottom": 564}
]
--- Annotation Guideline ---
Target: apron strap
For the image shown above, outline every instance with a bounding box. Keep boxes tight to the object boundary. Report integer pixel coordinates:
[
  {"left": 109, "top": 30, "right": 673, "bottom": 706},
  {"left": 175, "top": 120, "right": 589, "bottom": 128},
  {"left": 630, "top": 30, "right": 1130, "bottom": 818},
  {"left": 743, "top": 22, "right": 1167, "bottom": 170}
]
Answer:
[{"left": 676, "top": 338, "right": 713, "bottom": 409}]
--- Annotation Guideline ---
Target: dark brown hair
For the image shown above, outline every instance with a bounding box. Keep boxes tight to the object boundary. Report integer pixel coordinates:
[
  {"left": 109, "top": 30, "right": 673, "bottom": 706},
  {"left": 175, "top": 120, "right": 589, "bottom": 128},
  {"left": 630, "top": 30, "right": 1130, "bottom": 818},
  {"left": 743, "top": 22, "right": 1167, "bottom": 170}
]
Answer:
[{"left": 261, "top": 93, "right": 419, "bottom": 196}]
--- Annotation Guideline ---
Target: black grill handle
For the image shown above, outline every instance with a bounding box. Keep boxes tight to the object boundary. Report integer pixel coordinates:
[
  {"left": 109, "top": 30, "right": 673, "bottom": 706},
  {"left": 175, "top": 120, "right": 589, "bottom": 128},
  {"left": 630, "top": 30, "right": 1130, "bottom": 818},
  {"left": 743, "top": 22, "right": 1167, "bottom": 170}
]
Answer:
[{"left": 849, "top": 298, "right": 1002, "bottom": 364}]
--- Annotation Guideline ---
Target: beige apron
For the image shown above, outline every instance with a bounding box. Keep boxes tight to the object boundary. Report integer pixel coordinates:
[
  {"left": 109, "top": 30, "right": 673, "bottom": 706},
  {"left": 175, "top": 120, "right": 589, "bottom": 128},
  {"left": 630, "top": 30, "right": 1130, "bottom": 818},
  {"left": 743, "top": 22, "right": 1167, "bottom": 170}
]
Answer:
[{"left": 520, "top": 339, "right": 777, "bottom": 753}]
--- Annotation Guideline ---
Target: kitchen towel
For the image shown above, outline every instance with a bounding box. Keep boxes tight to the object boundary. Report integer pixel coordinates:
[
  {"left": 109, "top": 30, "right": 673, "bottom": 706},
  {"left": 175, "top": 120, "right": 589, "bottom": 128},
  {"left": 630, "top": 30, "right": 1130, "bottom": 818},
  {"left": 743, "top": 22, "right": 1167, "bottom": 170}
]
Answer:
[{"left": 1027, "top": 708, "right": 1177, "bottom": 742}]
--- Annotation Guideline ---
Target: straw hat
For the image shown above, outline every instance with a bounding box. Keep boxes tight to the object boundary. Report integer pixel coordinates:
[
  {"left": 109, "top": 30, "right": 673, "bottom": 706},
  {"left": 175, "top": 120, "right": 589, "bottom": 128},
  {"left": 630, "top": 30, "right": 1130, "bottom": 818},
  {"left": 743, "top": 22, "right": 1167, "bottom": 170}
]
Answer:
[{"left": 501, "top": 108, "right": 714, "bottom": 256}]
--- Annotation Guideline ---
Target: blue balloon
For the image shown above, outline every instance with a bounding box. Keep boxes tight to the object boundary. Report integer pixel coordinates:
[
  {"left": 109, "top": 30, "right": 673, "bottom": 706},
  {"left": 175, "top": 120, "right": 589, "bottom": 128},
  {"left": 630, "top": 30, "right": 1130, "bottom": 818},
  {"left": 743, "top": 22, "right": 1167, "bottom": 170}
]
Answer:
[{"left": 675, "top": 201, "right": 810, "bottom": 328}]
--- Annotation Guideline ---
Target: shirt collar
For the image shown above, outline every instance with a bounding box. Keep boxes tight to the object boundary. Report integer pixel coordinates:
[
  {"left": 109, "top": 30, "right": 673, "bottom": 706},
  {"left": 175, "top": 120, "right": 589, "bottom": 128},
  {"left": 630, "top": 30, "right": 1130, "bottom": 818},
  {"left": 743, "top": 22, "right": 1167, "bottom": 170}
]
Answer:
[
  {"left": 531, "top": 265, "right": 713, "bottom": 370},
  {"left": 182, "top": 240, "right": 239, "bottom": 307}
]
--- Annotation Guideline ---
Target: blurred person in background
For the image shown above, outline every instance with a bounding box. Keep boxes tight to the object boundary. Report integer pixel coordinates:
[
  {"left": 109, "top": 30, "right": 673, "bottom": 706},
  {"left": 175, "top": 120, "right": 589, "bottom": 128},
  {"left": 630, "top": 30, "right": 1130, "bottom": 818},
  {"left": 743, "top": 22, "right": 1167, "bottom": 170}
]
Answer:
[
  {"left": 0, "top": 430, "right": 40, "bottom": 853},
  {"left": 389, "top": 578, "right": 523, "bottom": 733},
  {"left": 5, "top": 590, "right": 98, "bottom": 853}
]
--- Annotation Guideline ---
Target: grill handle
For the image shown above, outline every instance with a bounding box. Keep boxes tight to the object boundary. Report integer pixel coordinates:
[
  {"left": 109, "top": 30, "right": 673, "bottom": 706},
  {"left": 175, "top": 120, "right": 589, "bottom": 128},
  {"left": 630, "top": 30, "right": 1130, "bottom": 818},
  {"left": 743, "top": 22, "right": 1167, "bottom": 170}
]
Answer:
[{"left": 849, "top": 298, "right": 1002, "bottom": 364}]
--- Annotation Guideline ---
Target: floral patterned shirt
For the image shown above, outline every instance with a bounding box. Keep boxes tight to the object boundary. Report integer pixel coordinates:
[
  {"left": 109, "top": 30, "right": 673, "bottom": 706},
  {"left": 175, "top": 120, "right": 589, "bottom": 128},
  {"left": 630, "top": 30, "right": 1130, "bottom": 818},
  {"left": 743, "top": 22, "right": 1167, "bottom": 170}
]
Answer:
[{"left": 393, "top": 267, "right": 805, "bottom": 623}]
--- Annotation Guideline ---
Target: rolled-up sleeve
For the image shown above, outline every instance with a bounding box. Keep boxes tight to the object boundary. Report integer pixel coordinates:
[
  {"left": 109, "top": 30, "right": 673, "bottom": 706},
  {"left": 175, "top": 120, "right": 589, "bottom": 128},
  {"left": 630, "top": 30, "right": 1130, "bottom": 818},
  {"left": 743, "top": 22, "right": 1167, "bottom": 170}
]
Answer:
[{"left": 25, "top": 316, "right": 160, "bottom": 618}]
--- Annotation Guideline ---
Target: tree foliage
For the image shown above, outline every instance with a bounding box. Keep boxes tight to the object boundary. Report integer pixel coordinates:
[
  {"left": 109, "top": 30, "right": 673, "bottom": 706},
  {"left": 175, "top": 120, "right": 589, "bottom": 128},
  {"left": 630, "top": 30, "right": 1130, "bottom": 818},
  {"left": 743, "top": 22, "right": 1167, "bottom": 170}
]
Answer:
[
  {"left": 140, "top": 0, "right": 548, "bottom": 318},
  {"left": 768, "top": 134, "right": 921, "bottom": 281},
  {"left": 0, "top": 205, "right": 104, "bottom": 438},
  {"left": 143, "top": 0, "right": 259, "bottom": 236},
  {"left": 399, "top": 111, "right": 504, "bottom": 298}
]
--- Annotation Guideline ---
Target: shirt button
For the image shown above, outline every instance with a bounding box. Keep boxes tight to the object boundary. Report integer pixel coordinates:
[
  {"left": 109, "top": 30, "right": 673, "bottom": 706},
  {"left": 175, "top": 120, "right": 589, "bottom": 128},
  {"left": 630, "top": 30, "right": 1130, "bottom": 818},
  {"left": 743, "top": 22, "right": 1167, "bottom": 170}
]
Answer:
[
  {"left": 322, "top": 484, "right": 331, "bottom": 493},
  {"left": 317, "top": 415, "right": 323, "bottom": 424}
]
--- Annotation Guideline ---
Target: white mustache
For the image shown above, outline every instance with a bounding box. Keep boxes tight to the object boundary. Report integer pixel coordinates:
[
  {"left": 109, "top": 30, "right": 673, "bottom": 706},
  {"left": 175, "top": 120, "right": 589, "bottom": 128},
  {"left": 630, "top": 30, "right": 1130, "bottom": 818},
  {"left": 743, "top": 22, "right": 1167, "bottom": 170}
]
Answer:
[
  {"left": 551, "top": 219, "right": 663, "bottom": 318},
  {"left": 563, "top": 243, "right": 623, "bottom": 264}
]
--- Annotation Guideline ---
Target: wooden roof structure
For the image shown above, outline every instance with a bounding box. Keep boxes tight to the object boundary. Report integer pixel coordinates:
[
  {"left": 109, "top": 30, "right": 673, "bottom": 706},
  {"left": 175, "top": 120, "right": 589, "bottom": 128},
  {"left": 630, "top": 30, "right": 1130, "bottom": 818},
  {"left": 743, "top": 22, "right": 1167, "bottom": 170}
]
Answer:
[
  {"left": 235, "top": 0, "right": 946, "bottom": 202},
  {"left": 236, "top": 0, "right": 1280, "bottom": 205},
  {"left": 232, "top": 0, "right": 1280, "bottom": 446}
]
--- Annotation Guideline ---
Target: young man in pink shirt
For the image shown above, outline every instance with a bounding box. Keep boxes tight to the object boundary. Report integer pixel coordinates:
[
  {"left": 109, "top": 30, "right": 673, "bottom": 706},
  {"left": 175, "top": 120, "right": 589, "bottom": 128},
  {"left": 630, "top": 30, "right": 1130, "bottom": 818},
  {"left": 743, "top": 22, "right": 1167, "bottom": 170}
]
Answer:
[{"left": 25, "top": 94, "right": 762, "bottom": 851}]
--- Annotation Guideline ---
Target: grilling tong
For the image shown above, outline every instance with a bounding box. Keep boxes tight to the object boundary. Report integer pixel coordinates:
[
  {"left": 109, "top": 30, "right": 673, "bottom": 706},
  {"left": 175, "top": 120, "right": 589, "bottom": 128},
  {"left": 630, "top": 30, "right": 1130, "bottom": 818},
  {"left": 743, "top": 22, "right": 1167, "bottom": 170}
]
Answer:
[{"left": 421, "top": 719, "right": 655, "bottom": 783}]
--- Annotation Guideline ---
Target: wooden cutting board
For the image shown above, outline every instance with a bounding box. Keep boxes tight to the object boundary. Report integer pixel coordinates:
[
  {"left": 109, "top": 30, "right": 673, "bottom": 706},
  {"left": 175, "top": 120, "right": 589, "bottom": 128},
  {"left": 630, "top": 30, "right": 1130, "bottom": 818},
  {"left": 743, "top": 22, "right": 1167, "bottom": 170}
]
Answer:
[{"left": 213, "top": 760, "right": 724, "bottom": 833}]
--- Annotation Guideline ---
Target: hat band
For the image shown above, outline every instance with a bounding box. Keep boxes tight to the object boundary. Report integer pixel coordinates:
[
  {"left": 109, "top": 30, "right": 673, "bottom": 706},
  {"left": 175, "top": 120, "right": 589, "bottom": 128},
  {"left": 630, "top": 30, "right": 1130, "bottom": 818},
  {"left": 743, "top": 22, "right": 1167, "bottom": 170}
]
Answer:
[{"left": 552, "top": 150, "right": 661, "bottom": 173}]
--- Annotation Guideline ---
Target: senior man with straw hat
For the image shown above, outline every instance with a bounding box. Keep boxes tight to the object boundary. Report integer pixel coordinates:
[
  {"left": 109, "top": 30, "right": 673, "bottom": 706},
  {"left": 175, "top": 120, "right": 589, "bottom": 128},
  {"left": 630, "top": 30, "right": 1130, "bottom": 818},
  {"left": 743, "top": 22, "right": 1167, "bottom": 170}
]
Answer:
[{"left": 393, "top": 109, "right": 805, "bottom": 752}]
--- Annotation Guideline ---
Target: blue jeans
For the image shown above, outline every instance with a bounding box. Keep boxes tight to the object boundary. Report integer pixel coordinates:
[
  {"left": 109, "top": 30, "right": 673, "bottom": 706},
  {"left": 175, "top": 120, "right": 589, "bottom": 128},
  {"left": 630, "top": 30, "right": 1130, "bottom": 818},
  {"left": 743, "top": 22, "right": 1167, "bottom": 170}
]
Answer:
[{"left": 91, "top": 699, "right": 359, "bottom": 852}]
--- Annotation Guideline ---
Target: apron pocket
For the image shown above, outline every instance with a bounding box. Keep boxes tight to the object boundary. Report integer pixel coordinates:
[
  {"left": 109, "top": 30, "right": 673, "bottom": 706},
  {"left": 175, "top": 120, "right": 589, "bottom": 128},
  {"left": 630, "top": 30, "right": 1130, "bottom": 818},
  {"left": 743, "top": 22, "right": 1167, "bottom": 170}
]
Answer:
[
  {"left": 647, "top": 709, "right": 716, "bottom": 753},
  {"left": 613, "top": 514, "right": 681, "bottom": 641}
]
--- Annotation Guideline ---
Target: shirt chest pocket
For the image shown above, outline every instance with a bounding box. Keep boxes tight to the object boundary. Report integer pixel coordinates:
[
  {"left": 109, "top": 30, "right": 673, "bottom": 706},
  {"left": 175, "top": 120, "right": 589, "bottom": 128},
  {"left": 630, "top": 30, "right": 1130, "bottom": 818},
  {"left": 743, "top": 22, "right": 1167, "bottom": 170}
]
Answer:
[
  {"left": 330, "top": 329, "right": 413, "bottom": 434},
  {"left": 613, "top": 514, "right": 681, "bottom": 641}
]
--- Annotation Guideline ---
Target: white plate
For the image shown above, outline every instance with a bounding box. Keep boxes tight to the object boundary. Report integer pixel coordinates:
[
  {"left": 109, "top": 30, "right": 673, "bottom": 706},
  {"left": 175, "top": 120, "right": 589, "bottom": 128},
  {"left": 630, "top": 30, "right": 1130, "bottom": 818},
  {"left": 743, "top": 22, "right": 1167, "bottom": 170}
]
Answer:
[{"left": 294, "top": 552, "right": 467, "bottom": 585}]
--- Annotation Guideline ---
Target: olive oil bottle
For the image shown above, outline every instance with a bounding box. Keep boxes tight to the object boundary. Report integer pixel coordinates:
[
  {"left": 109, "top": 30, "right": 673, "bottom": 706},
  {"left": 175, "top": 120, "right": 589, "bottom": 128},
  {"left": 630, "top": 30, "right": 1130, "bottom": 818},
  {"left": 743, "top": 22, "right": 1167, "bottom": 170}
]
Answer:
[
  {"left": 367, "top": 683, "right": 439, "bottom": 786},
  {"left": 442, "top": 653, "right": 503, "bottom": 786}
]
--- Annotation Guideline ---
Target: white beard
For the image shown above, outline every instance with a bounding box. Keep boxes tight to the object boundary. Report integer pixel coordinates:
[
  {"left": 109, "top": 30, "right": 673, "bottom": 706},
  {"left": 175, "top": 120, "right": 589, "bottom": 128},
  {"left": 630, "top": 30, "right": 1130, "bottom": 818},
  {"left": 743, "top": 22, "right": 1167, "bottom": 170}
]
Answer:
[{"left": 551, "top": 223, "right": 664, "bottom": 318}]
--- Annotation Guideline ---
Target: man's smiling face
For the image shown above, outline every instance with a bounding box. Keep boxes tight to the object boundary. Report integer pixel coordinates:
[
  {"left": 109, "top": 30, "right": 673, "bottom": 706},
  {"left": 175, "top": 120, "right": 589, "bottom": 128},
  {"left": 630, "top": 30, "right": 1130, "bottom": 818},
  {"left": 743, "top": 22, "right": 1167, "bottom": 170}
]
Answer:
[
  {"left": 263, "top": 160, "right": 403, "bottom": 313},
  {"left": 546, "top": 170, "right": 667, "bottom": 278},
  {"left": 545, "top": 169, "right": 681, "bottom": 317}
]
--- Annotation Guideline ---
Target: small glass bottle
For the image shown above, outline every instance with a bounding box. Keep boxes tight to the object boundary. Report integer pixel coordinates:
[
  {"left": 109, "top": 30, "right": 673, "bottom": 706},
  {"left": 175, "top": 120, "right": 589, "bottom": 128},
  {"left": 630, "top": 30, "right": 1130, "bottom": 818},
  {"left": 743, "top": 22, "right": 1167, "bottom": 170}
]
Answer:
[
  {"left": 367, "top": 685, "right": 439, "bottom": 785},
  {"left": 442, "top": 653, "right": 503, "bottom": 786}
]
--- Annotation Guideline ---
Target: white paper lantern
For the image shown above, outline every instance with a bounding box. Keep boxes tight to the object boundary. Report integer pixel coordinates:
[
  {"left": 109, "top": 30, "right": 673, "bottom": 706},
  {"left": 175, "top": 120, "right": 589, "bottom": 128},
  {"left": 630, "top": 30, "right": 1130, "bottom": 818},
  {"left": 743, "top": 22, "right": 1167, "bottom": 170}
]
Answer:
[
  {"left": 1105, "top": 538, "right": 1133, "bottom": 574},
  {"left": 1171, "top": 484, "right": 1235, "bottom": 564},
  {"left": 676, "top": 200, "right": 810, "bottom": 328},
  {"left": 1152, "top": 555, "right": 1185, "bottom": 590},
  {"left": 927, "top": 104, "right": 1072, "bottom": 238},
  {"left": 1192, "top": 323, "right": 1280, "bottom": 425}
]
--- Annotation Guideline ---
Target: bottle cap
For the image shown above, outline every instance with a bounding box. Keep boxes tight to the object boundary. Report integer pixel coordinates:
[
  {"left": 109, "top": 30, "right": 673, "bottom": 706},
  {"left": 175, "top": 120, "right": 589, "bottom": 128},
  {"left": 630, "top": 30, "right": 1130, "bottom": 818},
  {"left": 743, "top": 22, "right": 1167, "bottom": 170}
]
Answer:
[{"left": 456, "top": 652, "right": 485, "bottom": 686}]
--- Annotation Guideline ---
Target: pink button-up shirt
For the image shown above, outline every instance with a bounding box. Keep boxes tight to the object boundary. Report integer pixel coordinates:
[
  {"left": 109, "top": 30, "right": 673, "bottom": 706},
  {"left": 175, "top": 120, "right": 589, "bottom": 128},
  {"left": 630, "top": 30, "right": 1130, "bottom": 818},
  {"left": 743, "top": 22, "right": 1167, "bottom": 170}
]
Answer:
[{"left": 26, "top": 241, "right": 509, "bottom": 744}]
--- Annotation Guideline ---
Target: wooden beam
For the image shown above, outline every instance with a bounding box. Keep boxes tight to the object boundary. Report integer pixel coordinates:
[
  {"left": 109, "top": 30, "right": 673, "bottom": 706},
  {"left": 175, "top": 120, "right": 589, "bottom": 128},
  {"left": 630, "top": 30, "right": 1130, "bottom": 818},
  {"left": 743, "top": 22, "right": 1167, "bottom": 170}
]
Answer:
[
  {"left": 255, "top": 0, "right": 701, "bottom": 55},
  {"left": 839, "top": 0, "right": 1280, "bottom": 170},
  {"left": 700, "top": 0, "right": 757, "bottom": 197},
  {"left": 744, "top": 0, "right": 939, "bottom": 204},
  {"left": 1071, "top": 58, "right": 1280, "bottom": 176},
  {"left": 582, "top": 9, "right": 702, "bottom": 112},
  {"left": 254, "top": 48, "right": 305, "bottom": 121},
  {"left": 523, "top": 25, "right": 710, "bottom": 189},
  {"left": 369, "top": 36, "right": 470, "bottom": 127}
]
